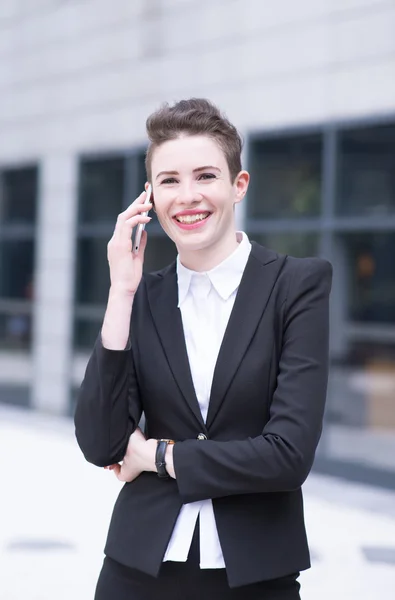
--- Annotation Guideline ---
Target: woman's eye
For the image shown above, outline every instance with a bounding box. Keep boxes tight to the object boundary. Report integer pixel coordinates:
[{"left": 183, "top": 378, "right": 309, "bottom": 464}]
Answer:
[
  {"left": 198, "top": 173, "right": 216, "bottom": 180},
  {"left": 161, "top": 173, "right": 215, "bottom": 184}
]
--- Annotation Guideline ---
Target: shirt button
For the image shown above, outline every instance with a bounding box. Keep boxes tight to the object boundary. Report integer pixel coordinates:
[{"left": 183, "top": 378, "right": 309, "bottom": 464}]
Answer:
[{"left": 197, "top": 433, "right": 207, "bottom": 440}]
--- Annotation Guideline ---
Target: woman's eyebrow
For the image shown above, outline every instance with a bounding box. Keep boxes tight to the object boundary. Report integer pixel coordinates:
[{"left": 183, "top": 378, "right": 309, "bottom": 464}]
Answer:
[
  {"left": 156, "top": 166, "right": 221, "bottom": 180},
  {"left": 193, "top": 165, "right": 221, "bottom": 173}
]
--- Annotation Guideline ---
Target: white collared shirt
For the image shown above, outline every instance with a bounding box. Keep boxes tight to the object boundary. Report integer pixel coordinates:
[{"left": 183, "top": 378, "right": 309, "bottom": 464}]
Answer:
[{"left": 163, "top": 232, "right": 252, "bottom": 568}]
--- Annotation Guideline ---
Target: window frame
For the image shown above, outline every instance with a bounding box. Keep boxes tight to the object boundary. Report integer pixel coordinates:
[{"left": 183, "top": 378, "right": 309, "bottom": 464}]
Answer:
[
  {"left": 0, "top": 162, "right": 39, "bottom": 353},
  {"left": 247, "top": 115, "right": 395, "bottom": 489},
  {"left": 246, "top": 114, "right": 395, "bottom": 332},
  {"left": 73, "top": 147, "right": 174, "bottom": 350}
]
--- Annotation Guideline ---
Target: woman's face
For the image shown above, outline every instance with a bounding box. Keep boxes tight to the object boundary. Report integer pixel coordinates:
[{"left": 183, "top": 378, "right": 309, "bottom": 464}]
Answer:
[{"left": 149, "top": 134, "right": 249, "bottom": 258}]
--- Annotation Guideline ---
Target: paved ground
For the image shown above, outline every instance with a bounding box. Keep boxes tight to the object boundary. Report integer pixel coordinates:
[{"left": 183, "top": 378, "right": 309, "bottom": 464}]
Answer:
[{"left": 1, "top": 405, "right": 395, "bottom": 600}]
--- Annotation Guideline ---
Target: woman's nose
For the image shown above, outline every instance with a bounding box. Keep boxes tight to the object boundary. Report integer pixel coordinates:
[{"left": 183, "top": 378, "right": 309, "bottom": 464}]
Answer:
[{"left": 176, "top": 182, "right": 202, "bottom": 205}]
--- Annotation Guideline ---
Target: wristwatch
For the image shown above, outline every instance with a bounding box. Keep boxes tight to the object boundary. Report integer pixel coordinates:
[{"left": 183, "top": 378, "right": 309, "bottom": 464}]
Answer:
[{"left": 155, "top": 439, "right": 175, "bottom": 479}]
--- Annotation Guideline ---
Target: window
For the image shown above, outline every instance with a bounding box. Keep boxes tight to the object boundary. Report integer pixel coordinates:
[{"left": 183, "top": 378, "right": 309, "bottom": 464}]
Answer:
[
  {"left": 1, "top": 167, "right": 37, "bottom": 224},
  {"left": 74, "top": 151, "right": 177, "bottom": 350},
  {"left": 75, "top": 237, "right": 110, "bottom": 306},
  {"left": 75, "top": 156, "right": 126, "bottom": 350},
  {"left": 0, "top": 166, "right": 38, "bottom": 350},
  {"left": 342, "top": 232, "right": 395, "bottom": 324},
  {"left": 248, "top": 134, "right": 322, "bottom": 219},
  {"left": 336, "top": 124, "right": 395, "bottom": 217},
  {"left": 78, "top": 157, "right": 125, "bottom": 224},
  {"left": 248, "top": 123, "right": 395, "bottom": 481}
]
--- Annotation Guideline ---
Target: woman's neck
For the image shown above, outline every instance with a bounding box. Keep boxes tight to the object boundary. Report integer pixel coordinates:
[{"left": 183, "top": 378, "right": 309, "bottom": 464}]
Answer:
[{"left": 178, "top": 231, "right": 240, "bottom": 273}]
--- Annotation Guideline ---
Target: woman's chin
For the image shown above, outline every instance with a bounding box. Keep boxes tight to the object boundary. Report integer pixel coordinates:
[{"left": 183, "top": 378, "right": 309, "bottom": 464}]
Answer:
[
  {"left": 177, "top": 238, "right": 216, "bottom": 257},
  {"left": 172, "top": 227, "right": 213, "bottom": 249}
]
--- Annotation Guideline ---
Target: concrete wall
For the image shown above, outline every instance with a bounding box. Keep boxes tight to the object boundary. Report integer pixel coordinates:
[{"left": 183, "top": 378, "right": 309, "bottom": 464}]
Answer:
[{"left": 0, "top": 0, "right": 394, "bottom": 413}]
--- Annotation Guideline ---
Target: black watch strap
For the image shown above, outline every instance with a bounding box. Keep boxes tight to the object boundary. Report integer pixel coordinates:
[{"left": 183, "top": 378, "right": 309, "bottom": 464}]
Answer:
[{"left": 155, "top": 440, "right": 170, "bottom": 479}]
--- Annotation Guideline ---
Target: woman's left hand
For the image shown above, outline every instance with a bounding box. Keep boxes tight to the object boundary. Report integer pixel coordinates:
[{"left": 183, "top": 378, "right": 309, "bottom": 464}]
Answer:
[{"left": 104, "top": 428, "right": 157, "bottom": 482}]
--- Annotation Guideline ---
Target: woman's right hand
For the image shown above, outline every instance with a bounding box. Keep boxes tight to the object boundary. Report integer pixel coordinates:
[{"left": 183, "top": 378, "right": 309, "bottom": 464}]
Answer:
[{"left": 107, "top": 190, "right": 152, "bottom": 296}]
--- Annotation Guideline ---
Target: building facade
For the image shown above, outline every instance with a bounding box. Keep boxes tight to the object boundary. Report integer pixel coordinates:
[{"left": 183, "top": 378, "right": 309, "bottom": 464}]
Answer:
[{"left": 0, "top": 0, "right": 394, "bottom": 487}]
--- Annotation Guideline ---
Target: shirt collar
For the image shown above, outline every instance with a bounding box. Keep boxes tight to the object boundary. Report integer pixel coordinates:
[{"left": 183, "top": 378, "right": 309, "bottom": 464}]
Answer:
[{"left": 177, "top": 232, "right": 252, "bottom": 306}]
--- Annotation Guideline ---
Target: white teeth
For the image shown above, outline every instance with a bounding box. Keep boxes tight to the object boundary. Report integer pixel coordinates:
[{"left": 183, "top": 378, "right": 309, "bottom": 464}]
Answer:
[{"left": 176, "top": 212, "right": 210, "bottom": 224}]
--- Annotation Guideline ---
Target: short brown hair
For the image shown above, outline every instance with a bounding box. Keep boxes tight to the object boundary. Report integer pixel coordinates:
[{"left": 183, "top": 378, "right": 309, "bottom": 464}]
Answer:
[{"left": 145, "top": 98, "right": 243, "bottom": 183}]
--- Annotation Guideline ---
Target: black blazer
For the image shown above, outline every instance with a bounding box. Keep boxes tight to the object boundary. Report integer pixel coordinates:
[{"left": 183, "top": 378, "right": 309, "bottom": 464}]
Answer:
[{"left": 74, "top": 242, "right": 332, "bottom": 589}]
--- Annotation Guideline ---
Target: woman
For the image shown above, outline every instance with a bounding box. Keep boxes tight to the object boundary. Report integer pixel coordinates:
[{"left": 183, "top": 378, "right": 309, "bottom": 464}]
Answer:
[{"left": 74, "top": 98, "right": 332, "bottom": 599}]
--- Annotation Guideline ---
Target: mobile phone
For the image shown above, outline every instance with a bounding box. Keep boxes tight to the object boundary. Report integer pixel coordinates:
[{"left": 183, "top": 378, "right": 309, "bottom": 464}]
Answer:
[{"left": 133, "top": 185, "right": 152, "bottom": 254}]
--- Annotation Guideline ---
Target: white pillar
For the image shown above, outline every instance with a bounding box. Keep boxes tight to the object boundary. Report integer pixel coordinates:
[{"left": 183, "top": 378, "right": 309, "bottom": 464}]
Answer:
[
  {"left": 235, "top": 138, "right": 249, "bottom": 231},
  {"left": 32, "top": 154, "right": 78, "bottom": 414}
]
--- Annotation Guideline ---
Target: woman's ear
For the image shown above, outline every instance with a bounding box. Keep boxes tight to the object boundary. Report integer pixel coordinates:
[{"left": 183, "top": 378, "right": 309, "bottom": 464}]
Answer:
[
  {"left": 234, "top": 170, "right": 250, "bottom": 204},
  {"left": 144, "top": 181, "right": 156, "bottom": 211}
]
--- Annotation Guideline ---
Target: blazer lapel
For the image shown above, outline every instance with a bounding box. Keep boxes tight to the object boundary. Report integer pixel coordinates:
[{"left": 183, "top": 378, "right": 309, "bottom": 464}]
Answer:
[
  {"left": 206, "top": 244, "right": 287, "bottom": 429},
  {"left": 144, "top": 264, "right": 207, "bottom": 431}
]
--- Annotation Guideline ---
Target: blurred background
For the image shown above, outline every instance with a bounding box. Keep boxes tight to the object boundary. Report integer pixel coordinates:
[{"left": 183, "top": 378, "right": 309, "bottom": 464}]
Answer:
[{"left": 0, "top": 0, "right": 395, "bottom": 597}]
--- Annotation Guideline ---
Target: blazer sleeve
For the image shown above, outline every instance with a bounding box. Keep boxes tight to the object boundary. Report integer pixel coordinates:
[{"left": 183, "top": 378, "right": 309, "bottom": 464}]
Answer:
[
  {"left": 74, "top": 334, "right": 142, "bottom": 467},
  {"left": 173, "top": 257, "right": 333, "bottom": 503}
]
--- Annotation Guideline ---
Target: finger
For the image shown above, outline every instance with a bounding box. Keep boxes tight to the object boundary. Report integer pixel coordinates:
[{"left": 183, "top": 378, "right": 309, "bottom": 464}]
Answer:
[
  {"left": 115, "top": 463, "right": 132, "bottom": 482},
  {"left": 124, "top": 190, "right": 146, "bottom": 212},
  {"left": 112, "top": 464, "right": 122, "bottom": 478},
  {"left": 124, "top": 214, "right": 152, "bottom": 228},
  {"left": 115, "top": 212, "right": 151, "bottom": 238},
  {"left": 115, "top": 204, "right": 153, "bottom": 231},
  {"left": 122, "top": 194, "right": 153, "bottom": 219},
  {"left": 111, "top": 214, "right": 151, "bottom": 245},
  {"left": 125, "top": 201, "right": 153, "bottom": 217},
  {"left": 131, "top": 426, "right": 146, "bottom": 439},
  {"left": 113, "top": 201, "right": 152, "bottom": 237}
]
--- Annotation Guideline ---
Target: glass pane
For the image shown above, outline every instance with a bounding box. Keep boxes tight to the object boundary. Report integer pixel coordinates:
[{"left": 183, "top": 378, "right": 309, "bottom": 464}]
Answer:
[
  {"left": 249, "top": 134, "right": 322, "bottom": 218},
  {"left": 0, "top": 311, "right": 32, "bottom": 350},
  {"left": 251, "top": 232, "right": 319, "bottom": 258},
  {"left": 75, "top": 237, "right": 110, "bottom": 305},
  {"left": 137, "top": 151, "right": 148, "bottom": 191},
  {"left": 0, "top": 240, "right": 35, "bottom": 299},
  {"left": 336, "top": 124, "right": 395, "bottom": 216},
  {"left": 1, "top": 166, "right": 38, "bottom": 224},
  {"left": 143, "top": 234, "right": 177, "bottom": 272},
  {"left": 320, "top": 230, "right": 395, "bottom": 476},
  {"left": 74, "top": 234, "right": 177, "bottom": 304},
  {"left": 342, "top": 232, "right": 395, "bottom": 324},
  {"left": 74, "top": 318, "right": 102, "bottom": 350},
  {"left": 79, "top": 157, "right": 125, "bottom": 224},
  {"left": 324, "top": 342, "right": 395, "bottom": 474}
]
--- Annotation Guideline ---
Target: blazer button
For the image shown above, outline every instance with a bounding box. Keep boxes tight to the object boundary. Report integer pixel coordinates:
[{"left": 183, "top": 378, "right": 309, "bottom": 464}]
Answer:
[{"left": 197, "top": 433, "right": 207, "bottom": 440}]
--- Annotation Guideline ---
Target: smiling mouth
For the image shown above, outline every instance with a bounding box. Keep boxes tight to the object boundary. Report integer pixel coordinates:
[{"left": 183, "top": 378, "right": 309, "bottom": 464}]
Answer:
[{"left": 174, "top": 212, "right": 211, "bottom": 224}]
